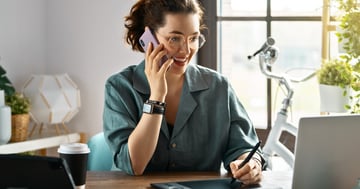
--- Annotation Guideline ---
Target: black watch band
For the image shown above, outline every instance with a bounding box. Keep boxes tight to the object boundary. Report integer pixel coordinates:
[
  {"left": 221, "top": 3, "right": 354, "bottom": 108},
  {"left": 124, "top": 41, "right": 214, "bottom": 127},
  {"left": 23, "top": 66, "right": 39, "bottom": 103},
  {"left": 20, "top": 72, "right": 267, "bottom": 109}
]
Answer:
[
  {"left": 146, "top": 99, "right": 166, "bottom": 106},
  {"left": 143, "top": 102, "right": 165, "bottom": 114}
]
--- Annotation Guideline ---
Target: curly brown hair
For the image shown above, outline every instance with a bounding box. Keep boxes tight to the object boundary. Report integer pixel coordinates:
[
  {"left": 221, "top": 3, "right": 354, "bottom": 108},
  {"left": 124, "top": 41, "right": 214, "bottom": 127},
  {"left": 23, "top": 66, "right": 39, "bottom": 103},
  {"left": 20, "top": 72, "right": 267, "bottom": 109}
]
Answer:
[{"left": 124, "top": 0, "right": 206, "bottom": 52}]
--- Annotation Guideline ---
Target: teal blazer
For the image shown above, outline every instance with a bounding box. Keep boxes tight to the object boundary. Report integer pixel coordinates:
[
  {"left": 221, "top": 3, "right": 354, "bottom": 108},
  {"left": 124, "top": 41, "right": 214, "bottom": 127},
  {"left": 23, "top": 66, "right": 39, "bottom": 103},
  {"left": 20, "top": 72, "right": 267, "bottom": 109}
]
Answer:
[{"left": 103, "top": 61, "right": 263, "bottom": 175}]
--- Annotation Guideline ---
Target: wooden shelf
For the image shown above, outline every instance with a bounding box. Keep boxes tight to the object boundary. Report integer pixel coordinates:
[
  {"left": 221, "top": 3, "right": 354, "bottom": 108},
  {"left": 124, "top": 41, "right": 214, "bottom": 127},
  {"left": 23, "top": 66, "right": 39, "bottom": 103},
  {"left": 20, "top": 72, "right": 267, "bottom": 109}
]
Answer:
[{"left": 0, "top": 132, "right": 81, "bottom": 154}]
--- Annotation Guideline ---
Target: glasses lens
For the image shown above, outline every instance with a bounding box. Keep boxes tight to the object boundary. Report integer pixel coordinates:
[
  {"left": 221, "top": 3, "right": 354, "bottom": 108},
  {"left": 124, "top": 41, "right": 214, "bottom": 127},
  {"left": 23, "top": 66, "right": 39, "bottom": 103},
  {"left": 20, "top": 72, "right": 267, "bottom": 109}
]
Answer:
[
  {"left": 167, "top": 35, "right": 182, "bottom": 49},
  {"left": 187, "top": 34, "right": 206, "bottom": 49}
]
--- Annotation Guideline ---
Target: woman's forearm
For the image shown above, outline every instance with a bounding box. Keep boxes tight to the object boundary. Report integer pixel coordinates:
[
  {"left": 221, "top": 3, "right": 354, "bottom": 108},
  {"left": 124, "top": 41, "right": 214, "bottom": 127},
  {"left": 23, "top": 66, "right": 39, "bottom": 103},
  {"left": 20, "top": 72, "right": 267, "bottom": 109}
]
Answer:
[{"left": 128, "top": 113, "right": 163, "bottom": 175}]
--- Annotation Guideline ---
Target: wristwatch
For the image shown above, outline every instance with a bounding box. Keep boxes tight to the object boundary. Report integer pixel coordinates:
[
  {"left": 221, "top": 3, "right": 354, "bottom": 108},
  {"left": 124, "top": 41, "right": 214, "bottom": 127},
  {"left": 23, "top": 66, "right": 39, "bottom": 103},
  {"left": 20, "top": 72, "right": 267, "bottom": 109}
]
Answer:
[{"left": 143, "top": 101, "right": 166, "bottom": 114}]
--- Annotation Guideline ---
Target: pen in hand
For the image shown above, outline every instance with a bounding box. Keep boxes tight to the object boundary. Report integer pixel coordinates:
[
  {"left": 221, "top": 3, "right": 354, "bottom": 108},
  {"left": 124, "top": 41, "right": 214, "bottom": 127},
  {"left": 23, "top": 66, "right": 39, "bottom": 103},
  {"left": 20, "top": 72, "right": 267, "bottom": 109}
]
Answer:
[{"left": 230, "top": 141, "right": 262, "bottom": 184}]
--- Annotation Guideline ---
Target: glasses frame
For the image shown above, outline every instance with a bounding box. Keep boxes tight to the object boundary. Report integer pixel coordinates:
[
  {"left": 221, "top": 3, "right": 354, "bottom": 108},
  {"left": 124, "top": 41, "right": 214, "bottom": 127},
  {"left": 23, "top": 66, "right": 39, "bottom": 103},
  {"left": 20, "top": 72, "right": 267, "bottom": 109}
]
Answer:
[{"left": 156, "top": 33, "right": 206, "bottom": 50}]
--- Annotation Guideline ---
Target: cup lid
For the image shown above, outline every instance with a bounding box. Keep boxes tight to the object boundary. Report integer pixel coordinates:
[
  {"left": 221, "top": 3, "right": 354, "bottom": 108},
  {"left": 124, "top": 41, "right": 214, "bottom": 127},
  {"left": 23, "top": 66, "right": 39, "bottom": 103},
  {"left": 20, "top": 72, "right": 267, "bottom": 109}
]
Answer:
[{"left": 58, "top": 143, "right": 90, "bottom": 154}]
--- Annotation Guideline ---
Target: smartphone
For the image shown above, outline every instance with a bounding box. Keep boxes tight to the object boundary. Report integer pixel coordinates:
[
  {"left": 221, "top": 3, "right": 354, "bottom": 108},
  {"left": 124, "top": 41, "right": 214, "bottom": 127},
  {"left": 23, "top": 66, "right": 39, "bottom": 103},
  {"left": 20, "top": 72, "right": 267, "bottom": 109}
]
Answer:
[{"left": 139, "top": 28, "right": 168, "bottom": 67}]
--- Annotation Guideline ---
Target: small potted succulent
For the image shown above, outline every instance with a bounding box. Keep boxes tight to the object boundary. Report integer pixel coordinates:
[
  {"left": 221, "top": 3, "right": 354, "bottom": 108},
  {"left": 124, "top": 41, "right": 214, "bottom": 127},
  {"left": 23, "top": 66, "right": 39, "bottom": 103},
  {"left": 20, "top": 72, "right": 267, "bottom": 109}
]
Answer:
[
  {"left": 5, "top": 92, "right": 31, "bottom": 115},
  {"left": 5, "top": 92, "right": 31, "bottom": 142}
]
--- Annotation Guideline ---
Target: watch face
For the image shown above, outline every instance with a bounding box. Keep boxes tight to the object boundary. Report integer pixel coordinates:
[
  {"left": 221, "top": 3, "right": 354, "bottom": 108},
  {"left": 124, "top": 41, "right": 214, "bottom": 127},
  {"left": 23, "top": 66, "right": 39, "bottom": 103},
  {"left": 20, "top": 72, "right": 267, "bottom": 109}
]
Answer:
[{"left": 143, "top": 103, "right": 152, "bottom": 113}]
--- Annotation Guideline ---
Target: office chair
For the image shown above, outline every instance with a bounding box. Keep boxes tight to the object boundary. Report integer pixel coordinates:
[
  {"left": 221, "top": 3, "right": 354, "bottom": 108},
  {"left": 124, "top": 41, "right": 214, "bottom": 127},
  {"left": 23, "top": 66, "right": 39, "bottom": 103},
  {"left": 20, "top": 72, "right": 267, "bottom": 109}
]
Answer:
[{"left": 87, "top": 132, "right": 113, "bottom": 171}]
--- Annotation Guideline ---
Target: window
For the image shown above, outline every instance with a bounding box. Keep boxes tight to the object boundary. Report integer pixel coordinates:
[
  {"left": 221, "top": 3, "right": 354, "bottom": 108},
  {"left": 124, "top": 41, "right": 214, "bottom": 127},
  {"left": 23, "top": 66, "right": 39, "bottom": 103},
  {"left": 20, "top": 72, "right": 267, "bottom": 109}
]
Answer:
[{"left": 199, "top": 1, "right": 325, "bottom": 132}]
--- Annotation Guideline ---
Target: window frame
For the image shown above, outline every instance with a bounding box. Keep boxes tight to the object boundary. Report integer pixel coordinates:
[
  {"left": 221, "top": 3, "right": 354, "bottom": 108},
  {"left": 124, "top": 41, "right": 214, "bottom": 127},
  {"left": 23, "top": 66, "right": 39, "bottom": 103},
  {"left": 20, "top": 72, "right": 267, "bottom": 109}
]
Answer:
[{"left": 198, "top": 0, "right": 322, "bottom": 151}]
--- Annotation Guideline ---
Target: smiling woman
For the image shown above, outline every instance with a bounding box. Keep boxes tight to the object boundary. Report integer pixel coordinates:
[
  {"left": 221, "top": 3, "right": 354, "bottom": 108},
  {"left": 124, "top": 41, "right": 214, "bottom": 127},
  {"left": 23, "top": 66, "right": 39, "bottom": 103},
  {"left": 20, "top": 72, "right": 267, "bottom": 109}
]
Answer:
[{"left": 103, "top": 0, "right": 265, "bottom": 185}]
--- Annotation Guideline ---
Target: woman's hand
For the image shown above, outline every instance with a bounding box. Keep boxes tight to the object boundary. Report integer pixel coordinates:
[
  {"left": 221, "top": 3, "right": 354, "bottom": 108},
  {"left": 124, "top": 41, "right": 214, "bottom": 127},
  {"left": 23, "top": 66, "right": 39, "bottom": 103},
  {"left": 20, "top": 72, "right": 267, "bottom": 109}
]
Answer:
[
  {"left": 230, "top": 158, "right": 263, "bottom": 185},
  {"left": 144, "top": 42, "right": 173, "bottom": 101}
]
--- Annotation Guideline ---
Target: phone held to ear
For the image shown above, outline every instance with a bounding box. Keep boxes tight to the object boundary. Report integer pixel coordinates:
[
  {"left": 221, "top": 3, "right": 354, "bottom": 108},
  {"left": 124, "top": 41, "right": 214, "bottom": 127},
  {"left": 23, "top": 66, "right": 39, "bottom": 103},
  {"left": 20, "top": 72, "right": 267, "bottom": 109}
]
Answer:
[{"left": 139, "top": 28, "right": 168, "bottom": 67}]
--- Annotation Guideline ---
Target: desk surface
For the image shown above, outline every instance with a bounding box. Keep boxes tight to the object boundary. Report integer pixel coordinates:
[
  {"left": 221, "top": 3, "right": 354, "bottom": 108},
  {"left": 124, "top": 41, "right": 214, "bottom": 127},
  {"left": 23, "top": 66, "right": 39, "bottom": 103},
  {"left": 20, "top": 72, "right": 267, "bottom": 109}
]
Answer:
[{"left": 86, "top": 171, "right": 292, "bottom": 189}]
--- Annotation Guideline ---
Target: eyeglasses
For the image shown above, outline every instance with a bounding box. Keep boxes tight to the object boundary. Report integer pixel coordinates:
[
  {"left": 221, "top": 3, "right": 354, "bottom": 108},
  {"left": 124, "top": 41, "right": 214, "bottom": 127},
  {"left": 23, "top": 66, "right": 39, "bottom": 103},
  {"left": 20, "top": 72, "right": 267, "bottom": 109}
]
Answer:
[{"left": 157, "top": 33, "right": 206, "bottom": 50}]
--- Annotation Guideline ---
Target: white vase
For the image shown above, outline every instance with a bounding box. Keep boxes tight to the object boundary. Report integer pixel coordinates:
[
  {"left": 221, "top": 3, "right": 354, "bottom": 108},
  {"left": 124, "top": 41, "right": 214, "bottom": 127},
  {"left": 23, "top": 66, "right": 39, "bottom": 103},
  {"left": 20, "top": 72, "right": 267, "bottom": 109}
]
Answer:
[
  {"left": 0, "top": 90, "right": 11, "bottom": 144},
  {"left": 319, "top": 84, "right": 350, "bottom": 113}
]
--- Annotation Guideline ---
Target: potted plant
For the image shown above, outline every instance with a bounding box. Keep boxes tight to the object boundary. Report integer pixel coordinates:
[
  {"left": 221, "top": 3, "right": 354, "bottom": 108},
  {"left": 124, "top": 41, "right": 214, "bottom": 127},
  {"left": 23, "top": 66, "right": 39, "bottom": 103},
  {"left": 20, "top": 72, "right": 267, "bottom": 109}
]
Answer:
[
  {"left": 317, "top": 56, "right": 354, "bottom": 112},
  {"left": 5, "top": 92, "right": 31, "bottom": 142}
]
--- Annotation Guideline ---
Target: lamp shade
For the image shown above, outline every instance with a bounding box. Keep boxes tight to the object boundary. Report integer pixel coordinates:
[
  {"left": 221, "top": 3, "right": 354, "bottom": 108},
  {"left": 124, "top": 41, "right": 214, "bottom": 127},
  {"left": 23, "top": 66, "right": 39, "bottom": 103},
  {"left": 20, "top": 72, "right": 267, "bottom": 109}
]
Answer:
[{"left": 22, "top": 74, "right": 80, "bottom": 125}]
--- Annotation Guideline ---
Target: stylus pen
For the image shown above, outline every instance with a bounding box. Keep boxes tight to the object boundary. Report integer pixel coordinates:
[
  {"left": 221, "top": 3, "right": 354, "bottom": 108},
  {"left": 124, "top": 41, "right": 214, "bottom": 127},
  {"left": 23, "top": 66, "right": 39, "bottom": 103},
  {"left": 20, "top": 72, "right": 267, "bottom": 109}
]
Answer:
[{"left": 230, "top": 141, "right": 261, "bottom": 184}]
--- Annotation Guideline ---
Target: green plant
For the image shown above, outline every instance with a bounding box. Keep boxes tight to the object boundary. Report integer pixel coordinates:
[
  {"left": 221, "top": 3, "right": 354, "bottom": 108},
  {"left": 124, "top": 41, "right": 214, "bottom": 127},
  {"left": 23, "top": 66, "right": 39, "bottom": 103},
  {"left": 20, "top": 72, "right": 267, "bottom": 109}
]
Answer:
[
  {"left": 333, "top": 0, "right": 360, "bottom": 113},
  {"left": 317, "top": 57, "right": 353, "bottom": 88},
  {"left": 335, "top": 0, "right": 360, "bottom": 59},
  {"left": 1, "top": 65, "right": 31, "bottom": 114},
  {"left": 0, "top": 65, "right": 15, "bottom": 96},
  {"left": 5, "top": 92, "right": 31, "bottom": 115},
  {"left": 346, "top": 89, "right": 360, "bottom": 113},
  {"left": 345, "top": 63, "right": 360, "bottom": 113}
]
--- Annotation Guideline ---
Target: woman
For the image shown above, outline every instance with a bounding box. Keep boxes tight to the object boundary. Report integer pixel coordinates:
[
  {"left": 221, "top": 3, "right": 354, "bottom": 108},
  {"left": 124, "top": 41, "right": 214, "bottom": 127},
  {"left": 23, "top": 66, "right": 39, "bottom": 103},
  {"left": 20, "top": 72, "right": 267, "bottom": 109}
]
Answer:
[{"left": 103, "top": 0, "right": 264, "bottom": 185}]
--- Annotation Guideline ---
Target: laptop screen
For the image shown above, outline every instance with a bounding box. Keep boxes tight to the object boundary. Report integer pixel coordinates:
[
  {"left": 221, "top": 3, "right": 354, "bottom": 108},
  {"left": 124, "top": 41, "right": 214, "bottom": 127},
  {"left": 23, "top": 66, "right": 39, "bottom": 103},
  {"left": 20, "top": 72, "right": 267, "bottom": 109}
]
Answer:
[
  {"left": 293, "top": 114, "right": 360, "bottom": 189},
  {"left": 0, "top": 154, "right": 76, "bottom": 189}
]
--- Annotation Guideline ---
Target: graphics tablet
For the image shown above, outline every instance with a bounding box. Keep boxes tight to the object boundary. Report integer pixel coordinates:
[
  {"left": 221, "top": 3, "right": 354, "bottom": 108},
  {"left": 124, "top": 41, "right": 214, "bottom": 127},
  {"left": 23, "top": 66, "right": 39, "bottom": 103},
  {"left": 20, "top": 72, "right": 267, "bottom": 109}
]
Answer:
[
  {"left": 0, "top": 154, "right": 76, "bottom": 189},
  {"left": 151, "top": 178, "right": 246, "bottom": 189}
]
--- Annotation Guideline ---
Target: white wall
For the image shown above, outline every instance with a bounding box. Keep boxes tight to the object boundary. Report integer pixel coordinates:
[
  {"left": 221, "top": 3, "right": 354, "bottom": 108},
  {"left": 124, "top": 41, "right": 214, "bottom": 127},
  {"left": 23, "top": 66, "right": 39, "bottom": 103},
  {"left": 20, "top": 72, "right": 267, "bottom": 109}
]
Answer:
[
  {"left": 0, "top": 0, "right": 47, "bottom": 85},
  {"left": 0, "top": 0, "right": 143, "bottom": 138}
]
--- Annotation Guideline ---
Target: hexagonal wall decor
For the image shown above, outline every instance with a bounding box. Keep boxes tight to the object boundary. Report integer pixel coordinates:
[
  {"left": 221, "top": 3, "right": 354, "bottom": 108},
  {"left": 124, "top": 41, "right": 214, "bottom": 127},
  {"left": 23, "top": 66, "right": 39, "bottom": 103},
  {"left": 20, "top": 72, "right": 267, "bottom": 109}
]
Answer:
[{"left": 22, "top": 74, "right": 81, "bottom": 127}]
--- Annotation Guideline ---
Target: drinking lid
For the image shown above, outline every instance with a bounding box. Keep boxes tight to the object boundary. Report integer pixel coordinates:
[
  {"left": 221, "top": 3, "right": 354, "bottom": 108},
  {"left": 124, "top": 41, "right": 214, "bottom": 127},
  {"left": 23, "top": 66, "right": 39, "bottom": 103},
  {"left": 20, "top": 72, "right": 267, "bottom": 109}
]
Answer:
[{"left": 58, "top": 143, "right": 90, "bottom": 154}]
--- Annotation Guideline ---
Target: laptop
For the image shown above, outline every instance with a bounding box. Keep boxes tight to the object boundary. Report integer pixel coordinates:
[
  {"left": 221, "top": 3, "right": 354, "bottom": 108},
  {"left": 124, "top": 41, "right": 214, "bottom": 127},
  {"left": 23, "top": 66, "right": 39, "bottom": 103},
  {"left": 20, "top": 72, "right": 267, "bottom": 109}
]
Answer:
[
  {"left": 0, "top": 154, "right": 76, "bottom": 189},
  {"left": 292, "top": 114, "right": 360, "bottom": 189}
]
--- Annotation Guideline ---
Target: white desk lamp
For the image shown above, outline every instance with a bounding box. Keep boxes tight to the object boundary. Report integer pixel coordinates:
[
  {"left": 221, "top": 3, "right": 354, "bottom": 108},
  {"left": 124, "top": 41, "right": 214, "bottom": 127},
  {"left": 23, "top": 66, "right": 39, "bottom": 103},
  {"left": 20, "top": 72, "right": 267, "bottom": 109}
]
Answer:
[{"left": 22, "top": 74, "right": 80, "bottom": 136}]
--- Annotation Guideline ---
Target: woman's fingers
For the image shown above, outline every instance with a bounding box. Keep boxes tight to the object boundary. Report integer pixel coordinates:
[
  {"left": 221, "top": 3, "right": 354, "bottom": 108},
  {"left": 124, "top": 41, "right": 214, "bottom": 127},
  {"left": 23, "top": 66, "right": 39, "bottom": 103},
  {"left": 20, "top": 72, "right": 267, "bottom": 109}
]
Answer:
[
  {"left": 145, "top": 43, "right": 167, "bottom": 71},
  {"left": 159, "top": 58, "right": 174, "bottom": 74},
  {"left": 231, "top": 159, "right": 262, "bottom": 185},
  {"left": 144, "top": 42, "right": 153, "bottom": 71},
  {"left": 152, "top": 50, "right": 168, "bottom": 69},
  {"left": 238, "top": 163, "right": 262, "bottom": 185},
  {"left": 143, "top": 42, "right": 170, "bottom": 100}
]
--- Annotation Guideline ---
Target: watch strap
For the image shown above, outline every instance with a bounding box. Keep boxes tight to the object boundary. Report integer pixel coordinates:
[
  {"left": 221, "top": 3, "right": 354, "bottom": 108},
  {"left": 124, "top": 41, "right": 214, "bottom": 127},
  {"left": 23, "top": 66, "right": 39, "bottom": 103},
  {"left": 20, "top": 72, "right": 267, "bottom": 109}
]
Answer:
[
  {"left": 146, "top": 99, "right": 166, "bottom": 107},
  {"left": 143, "top": 102, "right": 165, "bottom": 114}
]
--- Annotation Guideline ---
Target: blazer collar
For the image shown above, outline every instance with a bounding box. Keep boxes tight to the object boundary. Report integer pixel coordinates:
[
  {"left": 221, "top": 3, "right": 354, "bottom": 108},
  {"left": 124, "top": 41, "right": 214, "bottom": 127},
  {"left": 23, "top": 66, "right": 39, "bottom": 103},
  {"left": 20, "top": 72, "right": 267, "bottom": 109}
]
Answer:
[{"left": 132, "top": 61, "right": 210, "bottom": 139}]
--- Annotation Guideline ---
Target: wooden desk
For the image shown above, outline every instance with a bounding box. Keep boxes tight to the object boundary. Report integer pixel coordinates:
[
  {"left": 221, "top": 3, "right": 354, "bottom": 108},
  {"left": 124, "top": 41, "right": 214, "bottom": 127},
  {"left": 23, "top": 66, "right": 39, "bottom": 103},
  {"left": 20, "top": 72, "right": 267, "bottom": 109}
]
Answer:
[{"left": 86, "top": 171, "right": 292, "bottom": 189}]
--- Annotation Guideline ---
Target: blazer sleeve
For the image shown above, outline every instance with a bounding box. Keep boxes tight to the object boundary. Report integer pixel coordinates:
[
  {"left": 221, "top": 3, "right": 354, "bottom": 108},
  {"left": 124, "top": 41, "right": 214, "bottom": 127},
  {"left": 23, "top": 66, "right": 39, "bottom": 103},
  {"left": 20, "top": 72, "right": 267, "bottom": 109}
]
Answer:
[
  {"left": 222, "top": 83, "right": 265, "bottom": 170},
  {"left": 103, "top": 75, "right": 142, "bottom": 175}
]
